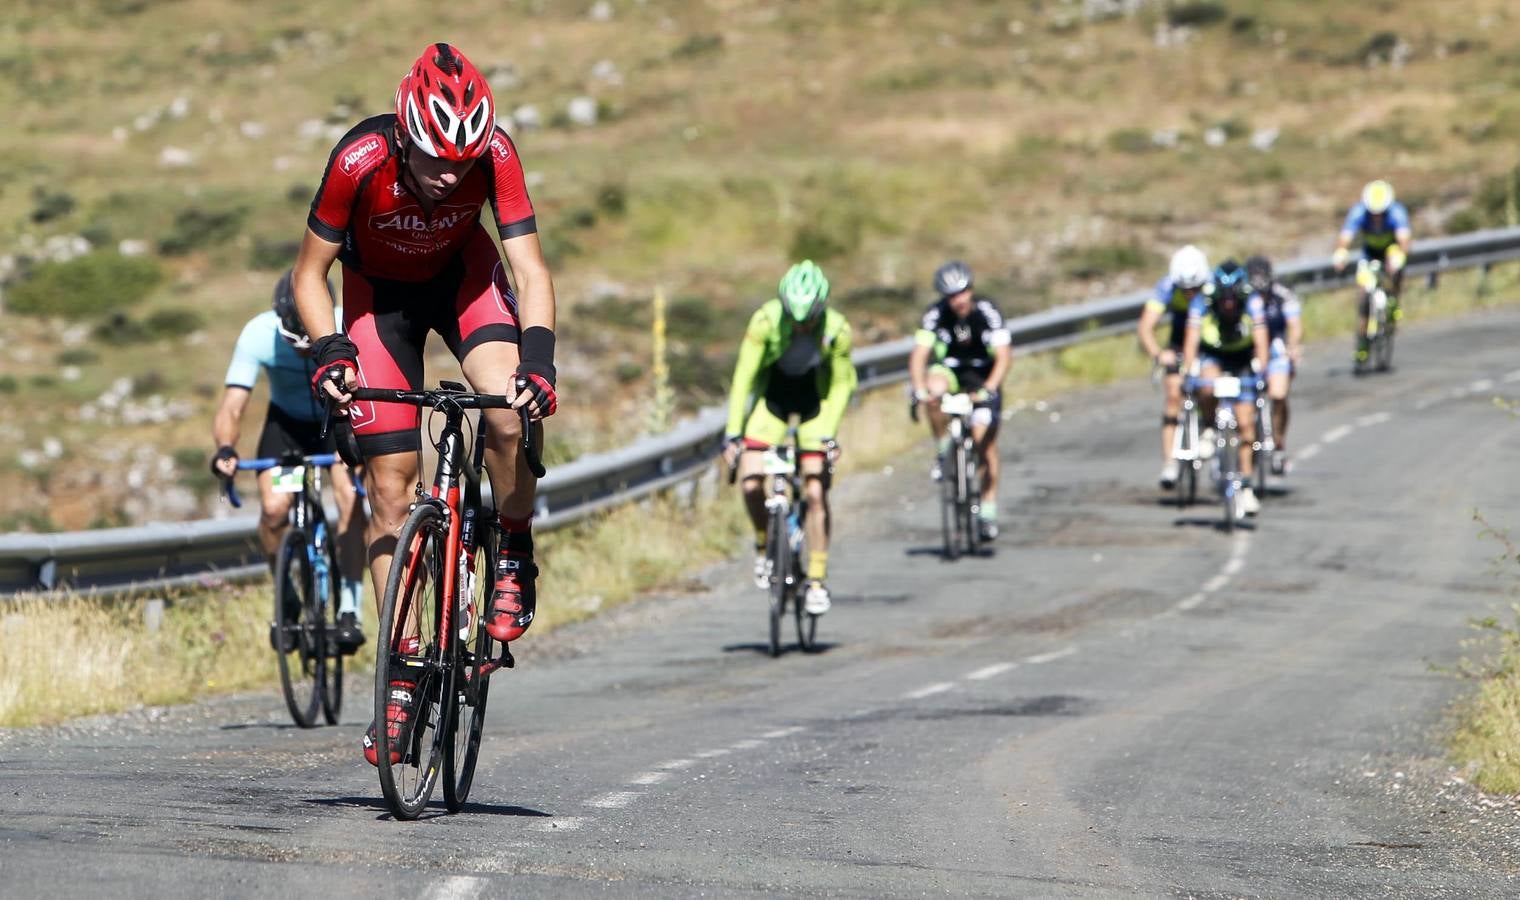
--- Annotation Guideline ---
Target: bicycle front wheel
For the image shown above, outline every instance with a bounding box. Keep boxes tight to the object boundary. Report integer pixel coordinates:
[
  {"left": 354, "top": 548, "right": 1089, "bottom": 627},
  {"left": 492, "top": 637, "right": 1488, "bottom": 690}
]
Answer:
[
  {"left": 319, "top": 523, "right": 343, "bottom": 726},
  {"left": 273, "top": 527, "right": 321, "bottom": 728},
  {"left": 767, "top": 508, "right": 787, "bottom": 657},
  {"left": 940, "top": 454, "right": 960, "bottom": 561},
  {"left": 375, "top": 502, "right": 455, "bottom": 821},
  {"left": 1376, "top": 309, "right": 1395, "bottom": 371},
  {"left": 961, "top": 442, "right": 981, "bottom": 557},
  {"left": 445, "top": 517, "right": 497, "bottom": 812}
]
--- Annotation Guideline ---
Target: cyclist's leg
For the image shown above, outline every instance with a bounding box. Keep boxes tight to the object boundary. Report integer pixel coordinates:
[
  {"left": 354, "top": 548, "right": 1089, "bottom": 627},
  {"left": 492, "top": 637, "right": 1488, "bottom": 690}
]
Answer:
[
  {"left": 340, "top": 265, "right": 428, "bottom": 621},
  {"left": 925, "top": 365, "right": 957, "bottom": 444},
  {"left": 1266, "top": 346, "right": 1291, "bottom": 452},
  {"left": 329, "top": 463, "right": 368, "bottom": 616},
  {"left": 1355, "top": 286, "right": 1371, "bottom": 359},
  {"left": 741, "top": 399, "right": 793, "bottom": 550},
  {"left": 255, "top": 470, "right": 295, "bottom": 562},
  {"left": 969, "top": 387, "right": 1001, "bottom": 517},
  {"left": 1234, "top": 392, "right": 1256, "bottom": 477},
  {"left": 1197, "top": 359, "right": 1222, "bottom": 425},
  {"left": 1162, "top": 369, "right": 1183, "bottom": 463}
]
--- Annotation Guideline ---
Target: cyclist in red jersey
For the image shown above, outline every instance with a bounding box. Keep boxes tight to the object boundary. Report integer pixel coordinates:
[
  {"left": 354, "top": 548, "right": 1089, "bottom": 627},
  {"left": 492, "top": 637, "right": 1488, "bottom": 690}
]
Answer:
[{"left": 290, "top": 43, "right": 557, "bottom": 766}]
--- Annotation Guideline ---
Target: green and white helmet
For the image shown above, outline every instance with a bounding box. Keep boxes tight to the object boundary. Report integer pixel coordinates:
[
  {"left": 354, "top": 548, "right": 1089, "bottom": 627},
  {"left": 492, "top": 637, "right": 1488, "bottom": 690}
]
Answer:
[{"left": 778, "top": 260, "right": 830, "bottom": 324}]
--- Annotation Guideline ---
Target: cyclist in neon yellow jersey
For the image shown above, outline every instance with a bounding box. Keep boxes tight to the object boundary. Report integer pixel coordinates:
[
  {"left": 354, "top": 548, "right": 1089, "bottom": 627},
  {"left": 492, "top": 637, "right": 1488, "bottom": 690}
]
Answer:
[
  {"left": 722, "top": 261, "right": 857, "bottom": 615},
  {"left": 1333, "top": 179, "right": 1411, "bottom": 364}
]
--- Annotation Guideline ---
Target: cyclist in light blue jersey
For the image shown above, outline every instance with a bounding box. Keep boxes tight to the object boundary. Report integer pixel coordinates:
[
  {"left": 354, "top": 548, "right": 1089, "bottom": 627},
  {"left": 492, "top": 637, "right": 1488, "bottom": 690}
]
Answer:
[
  {"left": 1333, "top": 179, "right": 1411, "bottom": 364},
  {"left": 211, "top": 269, "right": 368, "bottom": 649},
  {"left": 1245, "top": 256, "right": 1302, "bottom": 475}
]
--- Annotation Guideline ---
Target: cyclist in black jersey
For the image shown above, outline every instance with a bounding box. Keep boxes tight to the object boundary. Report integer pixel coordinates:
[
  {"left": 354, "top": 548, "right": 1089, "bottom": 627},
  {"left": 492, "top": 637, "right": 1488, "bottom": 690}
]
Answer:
[{"left": 908, "top": 261, "right": 1012, "bottom": 541}]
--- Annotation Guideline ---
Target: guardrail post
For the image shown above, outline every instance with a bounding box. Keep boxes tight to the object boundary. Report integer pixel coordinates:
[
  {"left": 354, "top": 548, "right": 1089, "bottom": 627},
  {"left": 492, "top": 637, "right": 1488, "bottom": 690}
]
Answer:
[
  {"left": 144, "top": 598, "right": 165, "bottom": 633},
  {"left": 1478, "top": 261, "right": 1493, "bottom": 297},
  {"left": 38, "top": 558, "right": 57, "bottom": 591}
]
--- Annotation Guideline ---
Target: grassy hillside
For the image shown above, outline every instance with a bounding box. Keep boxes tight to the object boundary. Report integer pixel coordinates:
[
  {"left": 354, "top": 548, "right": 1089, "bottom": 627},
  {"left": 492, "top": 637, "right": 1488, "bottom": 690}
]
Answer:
[{"left": 2, "top": 0, "right": 1519, "bottom": 528}]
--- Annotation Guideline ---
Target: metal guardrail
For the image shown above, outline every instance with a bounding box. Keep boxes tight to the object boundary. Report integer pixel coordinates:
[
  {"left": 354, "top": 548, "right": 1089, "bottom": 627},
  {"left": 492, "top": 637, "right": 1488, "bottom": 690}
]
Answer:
[{"left": 6, "top": 225, "right": 1520, "bottom": 597}]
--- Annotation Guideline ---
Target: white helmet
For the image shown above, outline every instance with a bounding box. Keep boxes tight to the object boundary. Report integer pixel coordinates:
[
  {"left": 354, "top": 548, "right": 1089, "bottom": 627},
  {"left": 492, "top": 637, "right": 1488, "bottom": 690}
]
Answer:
[
  {"left": 1362, "top": 179, "right": 1395, "bottom": 214},
  {"left": 1168, "top": 245, "right": 1211, "bottom": 290}
]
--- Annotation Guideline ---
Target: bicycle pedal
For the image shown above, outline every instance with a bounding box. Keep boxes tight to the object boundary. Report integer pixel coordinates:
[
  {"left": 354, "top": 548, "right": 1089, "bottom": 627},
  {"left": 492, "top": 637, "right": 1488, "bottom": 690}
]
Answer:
[{"left": 499, "top": 647, "right": 516, "bottom": 669}]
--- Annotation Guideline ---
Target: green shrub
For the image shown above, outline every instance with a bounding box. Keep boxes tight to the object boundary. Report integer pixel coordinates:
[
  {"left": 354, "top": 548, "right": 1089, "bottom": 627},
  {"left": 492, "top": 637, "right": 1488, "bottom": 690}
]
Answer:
[
  {"left": 7, "top": 252, "right": 162, "bottom": 318},
  {"left": 1058, "top": 241, "right": 1153, "bottom": 279},
  {"left": 248, "top": 237, "right": 301, "bottom": 271},
  {"left": 789, "top": 222, "right": 852, "bottom": 262},
  {"left": 581, "top": 294, "right": 648, "bottom": 331},
  {"left": 1446, "top": 165, "right": 1520, "bottom": 233},
  {"left": 1107, "top": 128, "right": 1155, "bottom": 155},
  {"left": 56, "top": 348, "right": 99, "bottom": 366},
  {"left": 614, "top": 361, "right": 644, "bottom": 384},
  {"left": 839, "top": 285, "right": 916, "bottom": 320},
  {"left": 565, "top": 206, "right": 598, "bottom": 230},
  {"left": 1167, "top": 1, "right": 1229, "bottom": 28},
  {"left": 672, "top": 33, "right": 724, "bottom": 60},
  {"left": 93, "top": 307, "right": 205, "bottom": 343},
  {"left": 158, "top": 203, "right": 248, "bottom": 256},
  {"left": 1358, "top": 31, "right": 1401, "bottom": 63},
  {"left": 667, "top": 296, "right": 719, "bottom": 343},
  {"left": 31, "top": 187, "right": 76, "bottom": 224},
  {"left": 596, "top": 183, "right": 627, "bottom": 218},
  {"left": 285, "top": 183, "right": 313, "bottom": 205},
  {"left": 0, "top": 375, "right": 16, "bottom": 394}
]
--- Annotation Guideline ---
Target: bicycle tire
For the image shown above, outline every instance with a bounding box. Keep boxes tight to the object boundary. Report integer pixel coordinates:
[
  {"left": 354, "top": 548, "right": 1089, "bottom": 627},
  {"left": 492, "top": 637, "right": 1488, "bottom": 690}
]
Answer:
[
  {"left": 1376, "top": 307, "right": 1395, "bottom": 371},
  {"left": 445, "top": 517, "right": 496, "bottom": 812},
  {"left": 319, "top": 521, "right": 343, "bottom": 726},
  {"left": 940, "top": 450, "right": 960, "bottom": 561},
  {"left": 792, "top": 528, "right": 817, "bottom": 652},
  {"left": 273, "top": 527, "right": 321, "bottom": 729},
  {"left": 961, "top": 440, "right": 981, "bottom": 557},
  {"left": 1253, "top": 398, "right": 1270, "bottom": 497},
  {"left": 375, "top": 502, "right": 455, "bottom": 820},
  {"left": 1221, "top": 429, "right": 1238, "bottom": 533},
  {"left": 767, "top": 507, "right": 787, "bottom": 657},
  {"left": 1179, "top": 462, "right": 1197, "bottom": 507}
]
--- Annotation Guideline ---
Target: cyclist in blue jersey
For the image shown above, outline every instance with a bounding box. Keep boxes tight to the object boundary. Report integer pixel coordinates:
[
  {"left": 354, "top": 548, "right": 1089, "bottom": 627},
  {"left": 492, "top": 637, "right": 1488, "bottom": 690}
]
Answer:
[
  {"left": 1138, "top": 245, "right": 1211, "bottom": 489},
  {"left": 1332, "top": 180, "right": 1411, "bottom": 365},
  {"left": 211, "top": 269, "right": 368, "bottom": 649}
]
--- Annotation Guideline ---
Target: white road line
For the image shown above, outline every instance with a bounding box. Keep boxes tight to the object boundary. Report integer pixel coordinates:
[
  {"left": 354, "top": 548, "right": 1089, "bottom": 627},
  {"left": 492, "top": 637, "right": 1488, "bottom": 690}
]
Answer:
[
  {"left": 964, "top": 662, "right": 1019, "bottom": 681},
  {"left": 1321, "top": 424, "right": 1354, "bottom": 444},
  {"left": 1221, "top": 557, "right": 1245, "bottom": 577},
  {"left": 1503, "top": 370, "right": 1520, "bottom": 384},
  {"left": 1025, "top": 647, "right": 1077, "bottom": 665},
  {"left": 761, "top": 726, "right": 805, "bottom": 739},
  {"left": 1297, "top": 444, "right": 1322, "bottom": 461},
  {"left": 693, "top": 748, "right": 732, "bottom": 759},
  {"left": 528, "top": 816, "right": 587, "bottom": 832},
  {"left": 1201, "top": 574, "right": 1229, "bottom": 593},
  {"left": 1355, "top": 411, "right": 1392, "bottom": 428},
  {"left": 630, "top": 772, "right": 670, "bottom": 786},
  {"left": 1471, "top": 379, "right": 1495, "bottom": 393},
  {"left": 1176, "top": 592, "right": 1207, "bottom": 612},
  {"left": 904, "top": 682, "right": 957, "bottom": 700},
  {"left": 656, "top": 758, "right": 696, "bottom": 770},
  {"left": 730, "top": 739, "right": 764, "bottom": 750},
  {"left": 425, "top": 876, "right": 487, "bottom": 900},
  {"left": 585, "top": 791, "right": 641, "bottom": 809}
]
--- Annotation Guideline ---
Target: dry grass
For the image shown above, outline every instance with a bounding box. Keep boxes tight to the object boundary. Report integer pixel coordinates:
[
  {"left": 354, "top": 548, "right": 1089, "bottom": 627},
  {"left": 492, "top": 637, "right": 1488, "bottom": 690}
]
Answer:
[{"left": 1448, "top": 515, "right": 1520, "bottom": 795}]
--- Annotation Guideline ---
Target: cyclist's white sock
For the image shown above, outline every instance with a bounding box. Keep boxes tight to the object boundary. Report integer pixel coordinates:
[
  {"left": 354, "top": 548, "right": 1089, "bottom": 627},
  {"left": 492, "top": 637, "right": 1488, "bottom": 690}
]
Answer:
[
  {"left": 936, "top": 435, "right": 952, "bottom": 456},
  {"left": 979, "top": 501, "right": 997, "bottom": 521},
  {"left": 340, "top": 578, "right": 363, "bottom": 618}
]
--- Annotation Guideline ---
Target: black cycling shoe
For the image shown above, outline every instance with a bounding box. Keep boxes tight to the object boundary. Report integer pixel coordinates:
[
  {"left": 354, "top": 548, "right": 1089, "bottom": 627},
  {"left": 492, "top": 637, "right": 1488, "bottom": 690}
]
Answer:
[
  {"left": 978, "top": 519, "right": 1000, "bottom": 542},
  {"left": 333, "top": 612, "right": 366, "bottom": 654}
]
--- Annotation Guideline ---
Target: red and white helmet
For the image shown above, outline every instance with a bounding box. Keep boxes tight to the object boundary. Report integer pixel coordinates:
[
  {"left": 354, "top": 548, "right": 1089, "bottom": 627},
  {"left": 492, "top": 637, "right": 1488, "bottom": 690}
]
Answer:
[{"left": 395, "top": 43, "right": 495, "bottom": 161}]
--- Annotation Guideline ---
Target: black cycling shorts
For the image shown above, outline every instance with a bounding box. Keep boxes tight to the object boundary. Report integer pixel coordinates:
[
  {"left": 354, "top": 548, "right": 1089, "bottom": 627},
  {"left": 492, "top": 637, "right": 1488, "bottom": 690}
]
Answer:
[{"left": 257, "top": 404, "right": 337, "bottom": 460}]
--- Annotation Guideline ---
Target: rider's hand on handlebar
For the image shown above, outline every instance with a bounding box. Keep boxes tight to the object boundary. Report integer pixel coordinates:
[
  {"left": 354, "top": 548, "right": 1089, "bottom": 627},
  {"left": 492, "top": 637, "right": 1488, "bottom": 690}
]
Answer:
[
  {"left": 210, "top": 445, "right": 238, "bottom": 479},
  {"left": 822, "top": 439, "right": 842, "bottom": 466},
  {"left": 1332, "top": 247, "right": 1350, "bottom": 273},
  {"left": 1182, "top": 375, "right": 1199, "bottom": 394},
  {"left": 1156, "top": 348, "right": 1178, "bottom": 369},
  {"left": 721, "top": 435, "right": 744, "bottom": 468},
  {"left": 318, "top": 365, "right": 357, "bottom": 410}
]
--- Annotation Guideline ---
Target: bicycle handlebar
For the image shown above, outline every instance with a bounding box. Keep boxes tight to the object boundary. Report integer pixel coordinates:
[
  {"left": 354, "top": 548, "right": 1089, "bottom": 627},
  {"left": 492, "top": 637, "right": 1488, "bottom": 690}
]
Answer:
[
  {"left": 347, "top": 385, "right": 546, "bottom": 479},
  {"left": 221, "top": 453, "right": 340, "bottom": 509}
]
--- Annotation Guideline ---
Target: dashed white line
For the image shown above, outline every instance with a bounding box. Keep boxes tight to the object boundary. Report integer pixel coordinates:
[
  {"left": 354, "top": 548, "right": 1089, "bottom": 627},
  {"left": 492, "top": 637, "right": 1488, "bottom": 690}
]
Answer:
[
  {"left": 693, "top": 748, "right": 731, "bottom": 759},
  {"left": 762, "top": 726, "right": 805, "bottom": 739},
  {"left": 656, "top": 758, "right": 696, "bottom": 771},
  {"left": 904, "top": 682, "right": 957, "bottom": 700},
  {"left": 630, "top": 772, "right": 670, "bottom": 785},
  {"left": 1471, "top": 379, "right": 1495, "bottom": 393},
  {"left": 1321, "top": 424, "right": 1354, "bottom": 444},
  {"left": 1503, "top": 370, "right": 1520, "bottom": 384},
  {"left": 730, "top": 739, "right": 764, "bottom": 751},
  {"left": 1297, "top": 444, "right": 1322, "bottom": 461},
  {"left": 1221, "top": 557, "right": 1245, "bottom": 577},
  {"left": 1025, "top": 647, "right": 1078, "bottom": 665},
  {"left": 1201, "top": 574, "right": 1229, "bottom": 593},
  {"left": 529, "top": 816, "right": 587, "bottom": 832},
  {"left": 1176, "top": 592, "right": 1207, "bottom": 612},
  {"left": 965, "top": 662, "right": 1019, "bottom": 681},
  {"left": 585, "top": 791, "right": 641, "bottom": 809},
  {"left": 425, "top": 876, "right": 487, "bottom": 900},
  {"left": 1354, "top": 411, "right": 1392, "bottom": 428}
]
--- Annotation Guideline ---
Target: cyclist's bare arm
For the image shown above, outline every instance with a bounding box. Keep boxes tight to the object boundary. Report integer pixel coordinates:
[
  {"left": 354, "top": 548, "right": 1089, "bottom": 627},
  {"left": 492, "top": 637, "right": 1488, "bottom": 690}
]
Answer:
[
  {"left": 1252, "top": 325, "right": 1270, "bottom": 376},
  {"left": 1287, "top": 316, "right": 1304, "bottom": 362},
  {"left": 1136, "top": 304, "right": 1163, "bottom": 360},
  {"left": 908, "top": 343, "right": 932, "bottom": 396},
  {"left": 211, "top": 386, "right": 252, "bottom": 476},
  {"left": 500, "top": 232, "right": 556, "bottom": 416},
  {"left": 294, "top": 229, "right": 343, "bottom": 341},
  {"left": 1180, "top": 323, "right": 1201, "bottom": 375},
  {"left": 985, "top": 344, "right": 1012, "bottom": 393}
]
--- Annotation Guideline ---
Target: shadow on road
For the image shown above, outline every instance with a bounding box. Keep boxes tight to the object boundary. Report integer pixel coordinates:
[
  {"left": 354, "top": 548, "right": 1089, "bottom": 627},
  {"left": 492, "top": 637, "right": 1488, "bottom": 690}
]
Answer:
[
  {"left": 219, "top": 721, "right": 306, "bottom": 732},
  {"left": 303, "top": 796, "right": 553, "bottom": 821},
  {"left": 903, "top": 546, "right": 996, "bottom": 561},
  {"left": 1171, "top": 515, "right": 1257, "bottom": 533},
  {"left": 721, "top": 641, "right": 838, "bottom": 657}
]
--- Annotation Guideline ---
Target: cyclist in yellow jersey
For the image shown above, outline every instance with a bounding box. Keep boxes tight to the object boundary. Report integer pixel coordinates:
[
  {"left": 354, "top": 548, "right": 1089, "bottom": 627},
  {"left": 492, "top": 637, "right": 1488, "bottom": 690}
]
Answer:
[{"left": 722, "top": 261, "right": 857, "bottom": 615}]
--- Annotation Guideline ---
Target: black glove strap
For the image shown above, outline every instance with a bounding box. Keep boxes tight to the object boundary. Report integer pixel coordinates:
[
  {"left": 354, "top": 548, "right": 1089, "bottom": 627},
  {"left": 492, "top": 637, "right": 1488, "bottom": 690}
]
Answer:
[
  {"left": 311, "top": 333, "right": 359, "bottom": 368},
  {"left": 519, "top": 326, "right": 557, "bottom": 386},
  {"left": 211, "top": 445, "right": 237, "bottom": 478}
]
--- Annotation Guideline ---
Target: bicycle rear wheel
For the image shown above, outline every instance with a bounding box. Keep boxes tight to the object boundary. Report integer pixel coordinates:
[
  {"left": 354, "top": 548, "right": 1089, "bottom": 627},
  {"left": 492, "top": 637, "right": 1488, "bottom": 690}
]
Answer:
[
  {"left": 1221, "top": 431, "right": 1239, "bottom": 533},
  {"left": 940, "top": 453, "right": 960, "bottom": 561},
  {"left": 767, "top": 507, "right": 787, "bottom": 657},
  {"left": 375, "top": 503, "right": 455, "bottom": 820},
  {"left": 445, "top": 517, "right": 497, "bottom": 813},
  {"left": 1375, "top": 308, "right": 1395, "bottom": 371},
  {"left": 319, "top": 523, "right": 343, "bottom": 726},
  {"left": 961, "top": 441, "right": 981, "bottom": 557},
  {"left": 273, "top": 527, "right": 321, "bottom": 728}
]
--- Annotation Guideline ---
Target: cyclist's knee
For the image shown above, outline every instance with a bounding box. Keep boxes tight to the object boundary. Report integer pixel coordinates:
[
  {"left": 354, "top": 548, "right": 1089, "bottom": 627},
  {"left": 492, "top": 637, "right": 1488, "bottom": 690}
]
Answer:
[
  {"left": 739, "top": 473, "right": 764, "bottom": 500},
  {"left": 481, "top": 406, "right": 523, "bottom": 444},
  {"left": 927, "top": 372, "right": 951, "bottom": 395},
  {"left": 803, "top": 474, "right": 827, "bottom": 506}
]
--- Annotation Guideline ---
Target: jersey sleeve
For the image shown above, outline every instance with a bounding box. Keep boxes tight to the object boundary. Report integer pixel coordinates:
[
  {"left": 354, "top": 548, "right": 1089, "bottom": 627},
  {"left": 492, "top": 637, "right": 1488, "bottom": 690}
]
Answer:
[
  {"left": 1186, "top": 293, "right": 1208, "bottom": 326},
  {"left": 817, "top": 317, "right": 857, "bottom": 438},
  {"left": 977, "top": 299, "right": 1012, "bottom": 347},
  {"left": 914, "top": 304, "right": 941, "bottom": 346},
  {"left": 725, "top": 307, "right": 771, "bottom": 437},
  {"left": 1247, "top": 295, "right": 1267, "bottom": 332},
  {"left": 1145, "top": 277, "right": 1172, "bottom": 313},
  {"left": 223, "top": 319, "right": 266, "bottom": 390},
  {"left": 308, "top": 123, "right": 390, "bottom": 243},
  {"left": 1387, "top": 202, "right": 1412, "bottom": 232},
  {"left": 1276, "top": 286, "right": 1302, "bottom": 320},
  {"left": 483, "top": 128, "right": 538, "bottom": 239},
  {"left": 1341, "top": 203, "right": 1367, "bottom": 236}
]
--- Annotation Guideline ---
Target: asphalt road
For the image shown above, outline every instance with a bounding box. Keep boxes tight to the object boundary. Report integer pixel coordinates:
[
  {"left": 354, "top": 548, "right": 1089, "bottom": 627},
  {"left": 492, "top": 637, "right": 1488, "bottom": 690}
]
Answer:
[{"left": 4, "top": 309, "right": 1520, "bottom": 898}]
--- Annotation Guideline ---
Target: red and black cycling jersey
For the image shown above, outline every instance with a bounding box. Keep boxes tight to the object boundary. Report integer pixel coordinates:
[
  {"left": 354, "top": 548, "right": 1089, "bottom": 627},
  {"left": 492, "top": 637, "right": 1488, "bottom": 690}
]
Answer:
[{"left": 307, "top": 114, "right": 536, "bottom": 282}]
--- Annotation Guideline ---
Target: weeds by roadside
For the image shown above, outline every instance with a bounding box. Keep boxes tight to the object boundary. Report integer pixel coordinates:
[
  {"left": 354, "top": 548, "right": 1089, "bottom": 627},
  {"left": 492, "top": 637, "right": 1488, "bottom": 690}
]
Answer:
[{"left": 1447, "top": 513, "right": 1520, "bottom": 795}]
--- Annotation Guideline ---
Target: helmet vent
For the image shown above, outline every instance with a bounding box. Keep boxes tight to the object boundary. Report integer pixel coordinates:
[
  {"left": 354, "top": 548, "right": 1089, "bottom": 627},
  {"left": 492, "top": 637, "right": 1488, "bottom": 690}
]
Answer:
[{"left": 434, "top": 43, "right": 460, "bottom": 75}]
